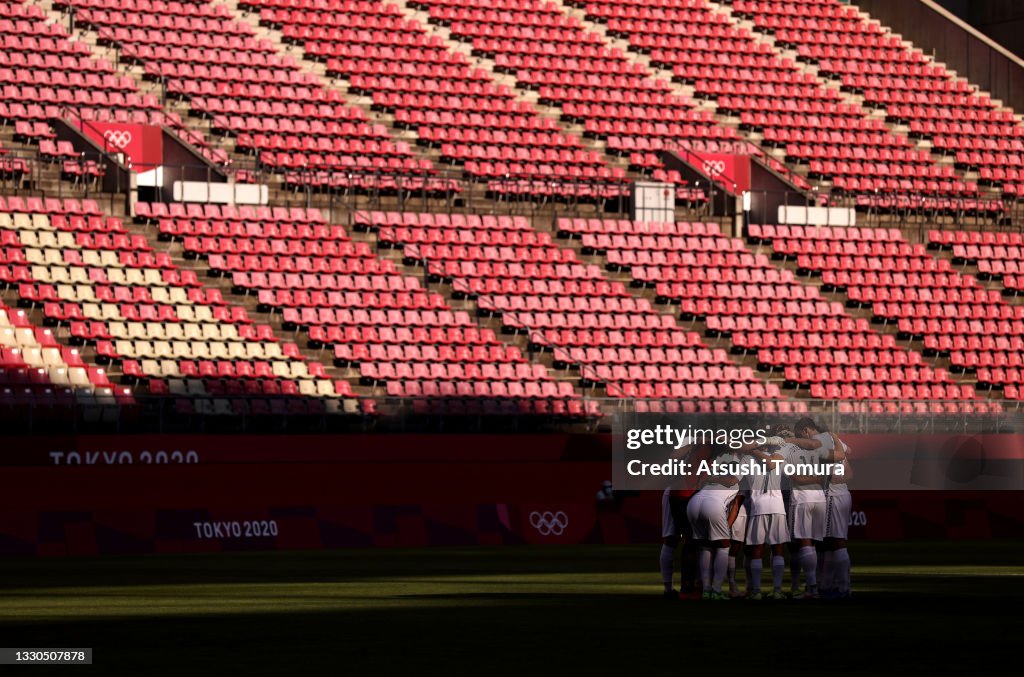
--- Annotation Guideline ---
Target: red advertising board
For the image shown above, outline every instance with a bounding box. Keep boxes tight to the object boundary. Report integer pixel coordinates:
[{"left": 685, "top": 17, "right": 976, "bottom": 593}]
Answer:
[
  {"left": 0, "top": 434, "right": 1020, "bottom": 556},
  {"left": 81, "top": 122, "right": 163, "bottom": 169}
]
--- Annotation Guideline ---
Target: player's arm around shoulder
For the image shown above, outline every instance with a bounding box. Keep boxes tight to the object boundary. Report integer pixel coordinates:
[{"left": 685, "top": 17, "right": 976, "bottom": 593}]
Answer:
[
  {"left": 828, "top": 433, "right": 848, "bottom": 463},
  {"left": 777, "top": 446, "right": 818, "bottom": 485},
  {"left": 735, "top": 438, "right": 773, "bottom": 454},
  {"left": 727, "top": 494, "right": 743, "bottom": 526},
  {"left": 670, "top": 443, "right": 692, "bottom": 461},
  {"left": 766, "top": 450, "right": 788, "bottom": 473},
  {"left": 835, "top": 459, "right": 853, "bottom": 484},
  {"left": 785, "top": 437, "right": 822, "bottom": 451},
  {"left": 715, "top": 474, "right": 740, "bottom": 488},
  {"left": 833, "top": 437, "right": 853, "bottom": 483}
]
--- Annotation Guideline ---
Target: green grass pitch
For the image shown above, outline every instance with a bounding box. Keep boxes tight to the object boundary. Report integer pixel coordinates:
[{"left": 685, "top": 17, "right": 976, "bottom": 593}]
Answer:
[{"left": 0, "top": 541, "right": 1021, "bottom": 675}]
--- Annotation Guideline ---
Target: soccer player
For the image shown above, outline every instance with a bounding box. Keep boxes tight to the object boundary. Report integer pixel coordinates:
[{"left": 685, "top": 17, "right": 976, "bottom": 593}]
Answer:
[
  {"left": 785, "top": 418, "right": 836, "bottom": 599},
  {"left": 687, "top": 447, "right": 741, "bottom": 600},
  {"left": 739, "top": 430, "right": 794, "bottom": 600},
  {"left": 728, "top": 484, "right": 748, "bottom": 597},
  {"left": 659, "top": 442, "right": 711, "bottom": 600},
  {"left": 822, "top": 431, "right": 853, "bottom": 598},
  {"left": 659, "top": 487, "right": 686, "bottom": 599}
]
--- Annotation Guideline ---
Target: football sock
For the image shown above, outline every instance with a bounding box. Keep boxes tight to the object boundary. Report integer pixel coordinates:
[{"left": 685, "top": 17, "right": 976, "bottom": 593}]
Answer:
[
  {"left": 660, "top": 545, "right": 675, "bottom": 591},
  {"left": 772, "top": 555, "right": 785, "bottom": 592},
  {"left": 749, "top": 557, "right": 763, "bottom": 593},
  {"left": 833, "top": 548, "right": 851, "bottom": 593},
  {"left": 680, "top": 541, "right": 697, "bottom": 591},
  {"left": 698, "top": 547, "right": 712, "bottom": 590},
  {"left": 799, "top": 546, "right": 818, "bottom": 589},
  {"left": 712, "top": 548, "right": 729, "bottom": 592},
  {"left": 822, "top": 550, "right": 836, "bottom": 592}
]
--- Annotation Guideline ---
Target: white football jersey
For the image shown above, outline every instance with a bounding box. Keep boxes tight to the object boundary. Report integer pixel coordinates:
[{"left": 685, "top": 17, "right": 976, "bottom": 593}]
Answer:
[
  {"left": 697, "top": 452, "right": 740, "bottom": 505},
  {"left": 827, "top": 438, "right": 851, "bottom": 497},
  {"left": 790, "top": 434, "right": 830, "bottom": 505},
  {"left": 748, "top": 443, "right": 797, "bottom": 515}
]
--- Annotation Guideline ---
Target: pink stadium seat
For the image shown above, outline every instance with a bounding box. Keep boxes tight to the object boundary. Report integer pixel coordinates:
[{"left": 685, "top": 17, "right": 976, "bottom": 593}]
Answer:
[
  {"left": 734, "top": 0, "right": 1019, "bottom": 200},
  {"left": 770, "top": 223, "right": 1023, "bottom": 401},
  {"left": 149, "top": 204, "right": 596, "bottom": 416}
]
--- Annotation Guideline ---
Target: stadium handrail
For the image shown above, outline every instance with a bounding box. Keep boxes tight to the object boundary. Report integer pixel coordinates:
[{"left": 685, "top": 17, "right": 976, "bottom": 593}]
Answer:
[
  {"left": 3, "top": 150, "right": 1021, "bottom": 230},
  {"left": 56, "top": 106, "right": 133, "bottom": 171},
  {"left": 920, "top": 0, "right": 1024, "bottom": 71},
  {"left": 0, "top": 396, "right": 1017, "bottom": 435}
]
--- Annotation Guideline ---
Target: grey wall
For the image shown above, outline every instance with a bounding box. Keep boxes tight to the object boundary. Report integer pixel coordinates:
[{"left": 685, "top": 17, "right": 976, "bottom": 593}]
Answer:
[
  {"left": 858, "top": 0, "right": 1024, "bottom": 112},
  {"left": 936, "top": 0, "right": 1024, "bottom": 59}
]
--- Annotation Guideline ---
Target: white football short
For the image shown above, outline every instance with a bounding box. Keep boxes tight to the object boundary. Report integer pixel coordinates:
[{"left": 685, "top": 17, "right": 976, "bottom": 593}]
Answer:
[
  {"left": 731, "top": 503, "right": 747, "bottom": 543},
  {"left": 826, "top": 492, "right": 852, "bottom": 540},
  {"left": 662, "top": 491, "right": 693, "bottom": 539},
  {"left": 790, "top": 501, "right": 827, "bottom": 541},
  {"left": 687, "top": 492, "right": 732, "bottom": 542},
  {"left": 746, "top": 514, "right": 790, "bottom": 545}
]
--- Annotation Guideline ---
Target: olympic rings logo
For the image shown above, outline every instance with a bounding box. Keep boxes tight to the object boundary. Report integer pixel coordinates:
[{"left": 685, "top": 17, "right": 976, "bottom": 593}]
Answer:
[
  {"left": 529, "top": 510, "right": 568, "bottom": 536},
  {"left": 103, "top": 130, "right": 133, "bottom": 149},
  {"left": 702, "top": 160, "right": 726, "bottom": 176}
]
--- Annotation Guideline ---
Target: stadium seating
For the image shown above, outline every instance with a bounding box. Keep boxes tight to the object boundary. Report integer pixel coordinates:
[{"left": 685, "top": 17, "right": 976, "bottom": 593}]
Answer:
[
  {"left": 740, "top": 0, "right": 1022, "bottom": 200},
  {"left": 561, "top": 218, "right": 976, "bottom": 413},
  {"left": 407, "top": 0, "right": 739, "bottom": 182},
  {"left": 759, "top": 222, "right": 1019, "bottom": 403},
  {"left": 0, "top": 293, "right": 127, "bottom": 421},
  {"left": 364, "top": 210, "right": 800, "bottom": 413},
  {"left": 148, "top": 203, "right": 590, "bottom": 417},
  {"left": 928, "top": 227, "right": 1024, "bottom": 399},
  {"left": 0, "top": 139, "right": 28, "bottom": 184},
  {"left": 239, "top": 0, "right": 628, "bottom": 199},
  {"left": 1, "top": 196, "right": 363, "bottom": 416},
  {"left": 930, "top": 228, "right": 1024, "bottom": 298},
  {"left": 0, "top": 0, "right": 1021, "bottom": 422},
  {"left": 1, "top": 0, "right": 223, "bottom": 163},
  {"left": 573, "top": 0, "right": 973, "bottom": 201},
  {"left": 59, "top": 0, "right": 451, "bottom": 192}
]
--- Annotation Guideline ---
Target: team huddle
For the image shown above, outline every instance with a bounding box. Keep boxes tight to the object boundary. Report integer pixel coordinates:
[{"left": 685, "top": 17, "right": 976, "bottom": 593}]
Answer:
[{"left": 660, "top": 417, "right": 853, "bottom": 600}]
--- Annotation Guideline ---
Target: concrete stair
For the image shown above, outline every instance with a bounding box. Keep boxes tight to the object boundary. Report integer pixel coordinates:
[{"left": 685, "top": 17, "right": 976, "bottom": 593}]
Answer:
[
  {"left": 743, "top": 238, "right": 1008, "bottom": 402},
  {"left": 33, "top": 0, "right": 232, "bottom": 159},
  {"left": 556, "top": 0, "right": 814, "bottom": 193},
  {"left": 392, "top": 0, "right": 642, "bottom": 182},
  {"left": 368, "top": 220, "right": 595, "bottom": 402},
  {"left": 124, "top": 215, "right": 361, "bottom": 398},
  {"left": 713, "top": 0, "right": 994, "bottom": 222},
  {"left": 224, "top": 0, "right": 444, "bottom": 172},
  {"left": 552, "top": 221, "right": 803, "bottom": 403}
]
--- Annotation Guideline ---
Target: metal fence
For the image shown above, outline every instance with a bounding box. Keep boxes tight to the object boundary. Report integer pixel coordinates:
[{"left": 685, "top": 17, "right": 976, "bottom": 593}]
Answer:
[
  {"left": 6, "top": 144, "right": 1024, "bottom": 233},
  {"left": 2, "top": 396, "right": 1020, "bottom": 435}
]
